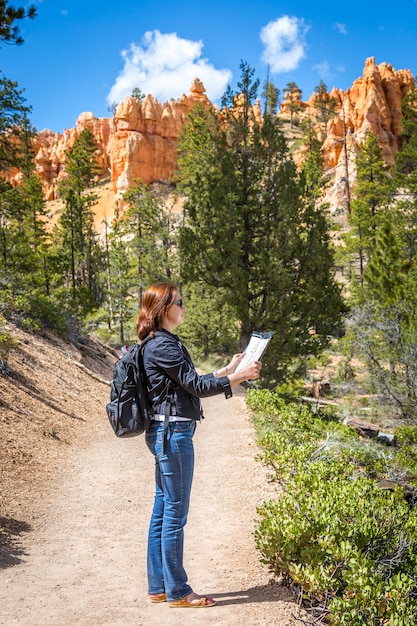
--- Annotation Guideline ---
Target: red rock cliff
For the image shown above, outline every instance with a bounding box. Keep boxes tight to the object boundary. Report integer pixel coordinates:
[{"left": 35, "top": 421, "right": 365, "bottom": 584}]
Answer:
[
  {"left": 33, "top": 78, "right": 211, "bottom": 202},
  {"left": 30, "top": 61, "right": 415, "bottom": 215},
  {"left": 318, "top": 58, "right": 414, "bottom": 213}
]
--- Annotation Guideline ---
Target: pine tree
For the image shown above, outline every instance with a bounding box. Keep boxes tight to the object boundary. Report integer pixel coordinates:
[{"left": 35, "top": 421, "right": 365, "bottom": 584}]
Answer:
[
  {"left": 0, "top": 1, "right": 36, "bottom": 46},
  {"left": 55, "top": 129, "right": 103, "bottom": 314},
  {"left": 262, "top": 76, "right": 280, "bottom": 116},
  {"left": 177, "top": 62, "right": 344, "bottom": 382},
  {"left": 396, "top": 86, "right": 417, "bottom": 185},
  {"left": 97, "top": 182, "right": 180, "bottom": 342},
  {"left": 122, "top": 181, "right": 179, "bottom": 304},
  {"left": 179, "top": 283, "right": 237, "bottom": 359},
  {"left": 131, "top": 87, "right": 145, "bottom": 103},
  {"left": 0, "top": 72, "right": 34, "bottom": 171},
  {"left": 0, "top": 74, "right": 45, "bottom": 319},
  {"left": 364, "top": 220, "right": 408, "bottom": 305},
  {"left": 346, "top": 96, "right": 417, "bottom": 420},
  {"left": 343, "top": 131, "right": 393, "bottom": 290},
  {"left": 104, "top": 205, "right": 133, "bottom": 343},
  {"left": 312, "top": 80, "right": 338, "bottom": 138},
  {"left": 393, "top": 86, "right": 417, "bottom": 263},
  {"left": 0, "top": 172, "right": 65, "bottom": 330},
  {"left": 283, "top": 81, "right": 303, "bottom": 128},
  {"left": 299, "top": 118, "right": 326, "bottom": 199},
  {"left": 0, "top": 6, "right": 67, "bottom": 331}
]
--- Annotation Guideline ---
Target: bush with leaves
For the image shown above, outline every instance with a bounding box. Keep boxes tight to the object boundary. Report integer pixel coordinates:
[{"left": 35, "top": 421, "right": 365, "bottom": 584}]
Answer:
[
  {"left": 0, "top": 313, "right": 18, "bottom": 363},
  {"left": 247, "top": 389, "right": 417, "bottom": 624}
]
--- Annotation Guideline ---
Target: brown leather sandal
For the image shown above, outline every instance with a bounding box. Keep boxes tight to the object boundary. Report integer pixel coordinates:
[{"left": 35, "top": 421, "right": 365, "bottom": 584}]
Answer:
[
  {"left": 169, "top": 593, "right": 216, "bottom": 608},
  {"left": 149, "top": 593, "right": 167, "bottom": 603}
]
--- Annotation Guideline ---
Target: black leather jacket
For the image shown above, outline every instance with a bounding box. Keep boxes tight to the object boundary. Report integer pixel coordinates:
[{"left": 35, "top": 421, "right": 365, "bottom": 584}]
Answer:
[{"left": 142, "top": 329, "right": 232, "bottom": 420}]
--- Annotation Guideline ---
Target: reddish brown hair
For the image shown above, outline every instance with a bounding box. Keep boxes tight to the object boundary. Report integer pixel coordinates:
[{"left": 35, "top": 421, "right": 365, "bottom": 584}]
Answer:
[{"left": 136, "top": 282, "right": 179, "bottom": 340}]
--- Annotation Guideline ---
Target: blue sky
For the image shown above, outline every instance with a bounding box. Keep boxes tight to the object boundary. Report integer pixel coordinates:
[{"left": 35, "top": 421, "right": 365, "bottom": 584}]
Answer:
[{"left": 1, "top": 0, "right": 417, "bottom": 133}]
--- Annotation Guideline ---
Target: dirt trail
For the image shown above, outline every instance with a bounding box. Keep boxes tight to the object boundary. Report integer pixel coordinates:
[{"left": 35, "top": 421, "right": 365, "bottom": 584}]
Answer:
[{"left": 0, "top": 384, "right": 303, "bottom": 625}]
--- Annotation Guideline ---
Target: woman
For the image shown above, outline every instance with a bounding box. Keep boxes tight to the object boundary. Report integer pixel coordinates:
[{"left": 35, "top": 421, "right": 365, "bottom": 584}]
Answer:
[{"left": 136, "top": 282, "right": 262, "bottom": 608}]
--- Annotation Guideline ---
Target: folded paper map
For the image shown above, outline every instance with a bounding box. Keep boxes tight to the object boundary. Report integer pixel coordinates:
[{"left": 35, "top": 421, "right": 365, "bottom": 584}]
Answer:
[{"left": 235, "top": 331, "right": 273, "bottom": 373}]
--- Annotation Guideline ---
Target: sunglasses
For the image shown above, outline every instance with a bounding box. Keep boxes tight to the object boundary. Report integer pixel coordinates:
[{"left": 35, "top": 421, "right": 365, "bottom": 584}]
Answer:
[{"left": 173, "top": 298, "right": 184, "bottom": 307}]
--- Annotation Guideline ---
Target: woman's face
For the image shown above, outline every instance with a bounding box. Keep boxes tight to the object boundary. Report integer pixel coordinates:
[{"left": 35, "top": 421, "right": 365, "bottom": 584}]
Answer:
[{"left": 163, "top": 292, "right": 185, "bottom": 332}]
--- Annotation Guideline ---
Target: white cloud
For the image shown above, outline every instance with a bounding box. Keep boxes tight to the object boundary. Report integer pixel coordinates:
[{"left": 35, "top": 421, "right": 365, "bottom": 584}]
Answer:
[
  {"left": 313, "top": 60, "right": 333, "bottom": 80},
  {"left": 106, "top": 30, "right": 232, "bottom": 106},
  {"left": 260, "top": 16, "right": 309, "bottom": 73},
  {"left": 334, "top": 23, "right": 347, "bottom": 35},
  {"left": 313, "top": 61, "right": 346, "bottom": 86}
]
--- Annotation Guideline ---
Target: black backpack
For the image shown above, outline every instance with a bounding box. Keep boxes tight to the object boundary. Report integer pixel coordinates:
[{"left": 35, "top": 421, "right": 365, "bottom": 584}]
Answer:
[{"left": 106, "top": 336, "right": 154, "bottom": 438}]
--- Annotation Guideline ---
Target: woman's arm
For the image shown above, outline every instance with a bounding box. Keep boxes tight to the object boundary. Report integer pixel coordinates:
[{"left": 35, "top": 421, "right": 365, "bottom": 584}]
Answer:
[
  {"left": 213, "top": 353, "right": 262, "bottom": 387},
  {"left": 147, "top": 335, "right": 233, "bottom": 398}
]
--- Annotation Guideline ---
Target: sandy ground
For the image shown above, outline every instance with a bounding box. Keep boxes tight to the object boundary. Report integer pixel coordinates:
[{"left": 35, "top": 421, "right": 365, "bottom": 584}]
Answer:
[{"left": 0, "top": 326, "right": 305, "bottom": 625}]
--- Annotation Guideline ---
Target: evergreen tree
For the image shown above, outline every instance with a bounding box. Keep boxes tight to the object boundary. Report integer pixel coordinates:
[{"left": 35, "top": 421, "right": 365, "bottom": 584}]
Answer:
[
  {"left": 262, "top": 76, "right": 280, "bottom": 116},
  {"left": 313, "top": 79, "right": 338, "bottom": 137},
  {"left": 131, "top": 87, "right": 145, "bottom": 103},
  {"left": 98, "top": 182, "right": 180, "bottom": 342},
  {"left": 342, "top": 131, "right": 393, "bottom": 290},
  {"left": 61, "top": 128, "right": 101, "bottom": 192},
  {"left": 0, "top": 71, "right": 46, "bottom": 326},
  {"left": 104, "top": 205, "right": 133, "bottom": 343},
  {"left": 8, "top": 173, "right": 48, "bottom": 284},
  {"left": 393, "top": 86, "right": 417, "bottom": 263},
  {"left": 299, "top": 118, "right": 326, "bottom": 199},
  {"left": 0, "top": 1, "right": 36, "bottom": 46},
  {"left": 0, "top": 72, "right": 34, "bottom": 171},
  {"left": 364, "top": 220, "right": 408, "bottom": 305},
  {"left": 122, "top": 181, "right": 179, "bottom": 304},
  {"left": 178, "top": 283, "right": 237, "bottom": 359},
  {"left": 177, "top": 62, "right": 344, "bottom": 382},
  {"left": 0, "top": 178, "right": 13, "bottom": 271},
  {"left": 55, "top": 129, "right": 103, "bottom": 314},
  {"left": 0, "top": 26, "right": 37, "bottom": 288},
  {"left": 396, "top": 85, "right": 417, "bottom": 179},
  {"left": 283, "top": 81, "right": 303, "bottom": 128},
  {"left": 346, "top": 98, "right": 417, "bottom": 420},
  {"left": 0, "top": 172, "right": 65, "bottom": 330},
  {"left": 0, "top": 5, "right": 67, "bottom": 331}
]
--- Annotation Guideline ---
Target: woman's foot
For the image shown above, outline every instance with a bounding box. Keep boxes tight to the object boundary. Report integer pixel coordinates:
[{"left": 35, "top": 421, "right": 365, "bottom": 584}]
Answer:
[
  {"left": 149, "top": 592, "right": 167, "bottom": 603},
  {"left": 169, "top": 592, "right": 216, "bottom": 608}
]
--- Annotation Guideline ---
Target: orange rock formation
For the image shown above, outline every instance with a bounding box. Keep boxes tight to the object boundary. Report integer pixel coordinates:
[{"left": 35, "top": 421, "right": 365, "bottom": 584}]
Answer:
[
  {"left": 33, "top": 78, "right": 211, "bottom": 202},
  {"left": 27, "top": 60, "right": 416, "bottom": 216},
  {"left": 319, "top": 58, "right": 414, "bottom": 212}
]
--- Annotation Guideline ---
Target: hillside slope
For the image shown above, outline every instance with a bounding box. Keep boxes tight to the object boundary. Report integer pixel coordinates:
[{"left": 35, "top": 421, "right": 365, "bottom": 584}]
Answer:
[{"left": 0, "top": 323, "right": 116, "bottom": 535}]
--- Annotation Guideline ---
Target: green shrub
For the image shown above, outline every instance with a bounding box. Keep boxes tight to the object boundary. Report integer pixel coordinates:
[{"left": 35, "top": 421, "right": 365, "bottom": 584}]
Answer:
[
  {"left": 27, "top": 294, "right": 68, "bottom": 335},
  {"left": 0, "top": 315, "right": 19, "bottom": 362},
  {"left": 396, "top": 425, "right": 417, "bottom": 445},
  {"left": 337, "top": 357, "right": 356, "bottom": 382},
  {"left": 248, "top": 388, "right": 417, "bottom": 624},
  {"left": 2, "top": 290, "right": 69, "bottom": 336},
  {"left": 274, "top": 378, "right": 305, "bottom": 403}
]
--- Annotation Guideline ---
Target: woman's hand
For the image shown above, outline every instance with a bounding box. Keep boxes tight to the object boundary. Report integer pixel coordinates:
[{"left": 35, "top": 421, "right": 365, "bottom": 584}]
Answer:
[
  {"left": 214, "top": 354, "right": 262, "bottom": 384},
  {"left": 227, "top": 360, "right": 262, "bottom": 387},
  {"left": 227, "top": 353, "right": 245, "bottom": 373},
  {"left": 240, "top": 360, "right": 262, "bottom": 381}
]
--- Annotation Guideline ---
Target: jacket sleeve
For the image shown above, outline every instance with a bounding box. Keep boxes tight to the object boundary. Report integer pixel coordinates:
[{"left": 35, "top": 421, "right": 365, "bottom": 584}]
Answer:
[{"left": 149, "top": 336, "right": 232, "bottom": 399}]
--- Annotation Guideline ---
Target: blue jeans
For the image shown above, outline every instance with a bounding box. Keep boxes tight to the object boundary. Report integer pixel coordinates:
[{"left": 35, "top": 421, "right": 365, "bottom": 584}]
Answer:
[{"left": 145, "top": 420, "right": 196, "bottom": 601}]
